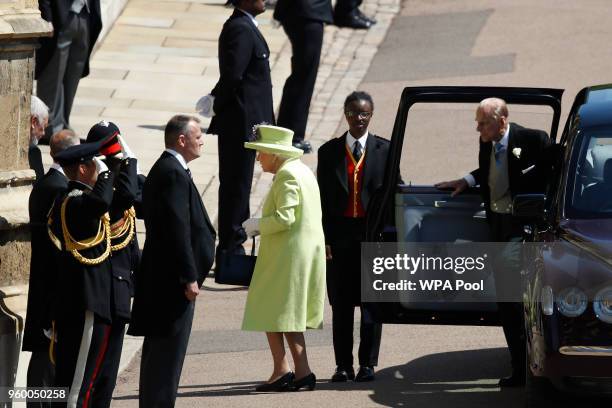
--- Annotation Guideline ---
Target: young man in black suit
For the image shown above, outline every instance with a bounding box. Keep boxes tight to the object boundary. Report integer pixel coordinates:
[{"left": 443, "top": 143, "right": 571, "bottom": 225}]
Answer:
[
  {"left": 273, "top": 0, "right": 333, "bottom": 153},
  {"left": 36, "top": 0, "right": 102, "bottom": 135},
  {"left": 23, "top": 129, "right": 79, "bottom": 404},
  {"left": 208, "top": 0, "right": 274, "bottom": 256},
  {"left": 318, "top": 91, "right": 391, "bottom": 383},
  {"left": 129, "top": 115, "right": 216, "bottom": 407},
  {"left": 436, "top": 97, "right": 550, "bottom": 387}
]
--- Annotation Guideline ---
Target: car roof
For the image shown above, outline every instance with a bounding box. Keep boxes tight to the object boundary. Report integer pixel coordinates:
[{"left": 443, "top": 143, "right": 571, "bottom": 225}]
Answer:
[{"left": 576, "top": 84, "right": 612, "bottom": 129}]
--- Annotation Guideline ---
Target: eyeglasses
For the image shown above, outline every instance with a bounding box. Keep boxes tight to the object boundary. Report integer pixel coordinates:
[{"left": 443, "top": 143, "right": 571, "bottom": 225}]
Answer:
[{"left": 345, "top": 111, "right": 372, "bottom": 120}]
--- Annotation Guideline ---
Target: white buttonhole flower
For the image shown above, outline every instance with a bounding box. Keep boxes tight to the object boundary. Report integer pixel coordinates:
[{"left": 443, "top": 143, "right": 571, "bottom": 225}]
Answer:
[{"left": 512, "top": 147, "right": 522, "bottom": 159}]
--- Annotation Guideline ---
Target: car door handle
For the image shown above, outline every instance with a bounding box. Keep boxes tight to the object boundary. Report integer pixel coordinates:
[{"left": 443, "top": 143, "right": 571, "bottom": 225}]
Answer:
[{"left": 434, "top": 200, "right": 481, "bottom": 209}]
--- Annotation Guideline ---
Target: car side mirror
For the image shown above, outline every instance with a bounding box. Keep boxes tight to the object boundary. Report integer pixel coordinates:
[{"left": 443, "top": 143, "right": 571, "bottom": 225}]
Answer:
[{"left": 513, "top": 194, "right": 546, "bottom": 218}]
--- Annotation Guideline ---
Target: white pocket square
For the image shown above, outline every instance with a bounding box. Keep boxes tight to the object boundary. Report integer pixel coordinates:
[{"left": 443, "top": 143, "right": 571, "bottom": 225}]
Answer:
[{"left": 521, "top": 165, "right": 535, "bottom": 175}]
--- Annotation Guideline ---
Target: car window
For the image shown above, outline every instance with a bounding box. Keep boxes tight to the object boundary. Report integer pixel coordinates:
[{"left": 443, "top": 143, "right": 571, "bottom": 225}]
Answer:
[
  {"left": 399, "top": 103, "right": 554, "bottom": 185},
  {"left": 568, "top": 131, "right": 612, "bottom": 217}
]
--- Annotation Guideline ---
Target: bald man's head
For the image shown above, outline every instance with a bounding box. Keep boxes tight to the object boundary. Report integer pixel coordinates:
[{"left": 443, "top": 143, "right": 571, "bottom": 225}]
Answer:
[{"left": 50, "top": 129, "right": 80, "bottom": 160}]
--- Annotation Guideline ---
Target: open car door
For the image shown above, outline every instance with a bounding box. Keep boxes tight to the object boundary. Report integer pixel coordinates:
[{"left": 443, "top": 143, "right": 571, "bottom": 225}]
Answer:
[{"left": 364, "top": 86, "right": 563, "bottom": 325}]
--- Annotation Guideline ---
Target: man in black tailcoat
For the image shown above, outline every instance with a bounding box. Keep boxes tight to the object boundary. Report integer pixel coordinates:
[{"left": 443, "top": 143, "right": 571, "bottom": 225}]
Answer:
[
  {"left": 436, "top": 97, "right": 550, "bottom": 387},
  {"left": 23, "top": 130, "right": 79, "bottom": 407},
  {"left": 318, "top": 91, "right": 393, "bottom": 383},
  {"left": 208, "top": 0, "right": 274, "bottom": 255},
  {"left": 273, "top": 0, "right": 333, "bottom": 153},
  {"left": 129, "top": 115, "right": 216, "bottom": 407}
]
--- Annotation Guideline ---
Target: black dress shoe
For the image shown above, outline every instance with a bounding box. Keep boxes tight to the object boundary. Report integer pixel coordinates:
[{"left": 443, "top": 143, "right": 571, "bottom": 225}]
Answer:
[
  {"left": 498, "top": 373, "right": 526, "bottom": 387},
  {"left": 255, "top": 371, "right": 294, "bottom": 392},
  {"left": 288, "top": 372, "right": 316, "bottom": 391},
  {"left": 355, "top": 366, "right": 375, "bottom": 382},
  {"left": 334, "top": 13, "right": 372, "bottom": 29},
  {"left": 331, "top": 366, "right": 355, "bottom": 382},
  {"left": 356, "top": 9, "right": 377, "bottom": 25},
  {"left": 292, "top": 140, "right": 313, "bottom": 153}
]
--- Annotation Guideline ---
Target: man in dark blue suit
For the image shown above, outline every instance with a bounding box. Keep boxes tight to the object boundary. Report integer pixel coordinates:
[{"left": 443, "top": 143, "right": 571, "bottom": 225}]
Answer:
[
  {"left": 208, "top": 0, "right": 274, "bottom": 256},
  {"left": 129, "top": 115, "right": 216, "bottom": 407}
]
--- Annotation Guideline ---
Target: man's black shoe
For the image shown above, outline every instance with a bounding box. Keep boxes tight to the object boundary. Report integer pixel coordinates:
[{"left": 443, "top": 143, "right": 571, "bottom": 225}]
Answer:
[
  {"left": 331, "top": 366, "right": 355, "bottom": 382},
  {"left": 498, "top": 374, "right": 526, "bottom": 387},
  {"left": 334, "top": 13, "right": 372, "bottom": 30},
  {"left": 354, "top": 366, "right": 375, "bottom": 382},
  {"left": 356, "top": 9, "right": 377, "bottom": 25},
  {"left": 292, "top": 140, "right": 313, "bottom": 154}
]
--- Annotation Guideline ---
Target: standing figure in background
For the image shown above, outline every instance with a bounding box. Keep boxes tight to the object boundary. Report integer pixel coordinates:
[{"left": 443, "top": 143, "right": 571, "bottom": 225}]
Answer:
[
  {"left": 29, "top": 96, "right": 50, "bottom": 179},
  {"left": 36, "top": 0, "right": 102, "bottom": 135},
  {"left": 318, "top": 91, "right": 393, "bottom": 383},
  {"left": 333, "top": 0, "right": 376, "bottom": 29},
  {"left": 273, "top": 0, "right": 333, "bottom": 153},
  {"left": 23, "top": 130, "right": 79, "bottom": 408},
  {"left": 209, "top": 0, "right": 274, "bottom": 256}
]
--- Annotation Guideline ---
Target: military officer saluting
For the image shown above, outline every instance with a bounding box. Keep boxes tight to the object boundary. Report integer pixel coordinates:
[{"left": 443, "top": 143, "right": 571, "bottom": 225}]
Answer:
[{"left": 47, "top": 139, "right": 132, "bottom": 408}]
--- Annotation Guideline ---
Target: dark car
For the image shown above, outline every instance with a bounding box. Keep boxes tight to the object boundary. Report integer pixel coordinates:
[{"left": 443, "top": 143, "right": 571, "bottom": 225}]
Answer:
[
  {"left": 514, "top": 85, "right": 612, "bottom": 404},
  {"left": 362, "top": 86, "right": 612, "bottom": 404}
]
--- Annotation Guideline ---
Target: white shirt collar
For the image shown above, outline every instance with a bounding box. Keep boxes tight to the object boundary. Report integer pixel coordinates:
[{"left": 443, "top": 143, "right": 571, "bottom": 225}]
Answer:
[
  {"left": 165, "top": 148, "right": 189, "bottom": 170},
  {"left": 50, "top": 162, "right": 65, "bottom": 176},
  {"left": 238, "top": 8, "right": 258, "bottom": 27},
  {"left": 346, "top": 131, "right": 369, "bottom": 151},
  {"left": 495, "top": 124, "right": 510, "bottom": 148}
]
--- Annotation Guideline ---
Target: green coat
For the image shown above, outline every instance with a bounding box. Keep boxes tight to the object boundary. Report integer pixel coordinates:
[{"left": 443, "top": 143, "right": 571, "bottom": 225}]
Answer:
[{"left": 242, "top": 158, "right": 326, "bottom": 332}]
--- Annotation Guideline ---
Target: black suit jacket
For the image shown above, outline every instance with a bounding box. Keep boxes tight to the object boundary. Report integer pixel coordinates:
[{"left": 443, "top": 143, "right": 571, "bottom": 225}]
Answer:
[
  {"left": 49, "top": 170, "right": 115, "bottom": 323},
  {"left": 36, "top": 0, "right": 102, "bottom": 79},
  {"left": 274, "top": 0, "right": 334, "bottom": 23},
  {"left": 471, "top": 123, "right": 550, "bottom": 217},
  {"left": 128, "top": 152, "right": 216, "bottom": 336},
  {"left": 317, "top": 133, "right": 391, "bottom": 243},
  {"left": 28, "top": 145, "right": 45, "bottom": 180},
  {"left": 23, "top": 168, "right": 67, "bottom": 352},
  {"left": 208, "top": 9, "right": 274, "bottom": 141}
]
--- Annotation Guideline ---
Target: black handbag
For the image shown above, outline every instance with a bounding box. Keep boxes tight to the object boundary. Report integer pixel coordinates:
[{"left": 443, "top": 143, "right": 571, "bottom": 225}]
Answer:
[{"left": 214, "top": 237, "right": 257, "bottom": 286}]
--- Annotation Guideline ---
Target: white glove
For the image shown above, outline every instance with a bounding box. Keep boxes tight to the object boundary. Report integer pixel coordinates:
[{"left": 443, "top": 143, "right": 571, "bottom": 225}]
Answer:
[
  {"left": 93, "top": 156, "right": 108, "bottom": 174},
  {"left": 196, "top": 94, "right": 215, "bottom": 118},
  {"left": 242, "top": 218, "right": 260, "bottom": 237},
  {"left": 117, "top": 135, "right": 135, "bottom": 159}
]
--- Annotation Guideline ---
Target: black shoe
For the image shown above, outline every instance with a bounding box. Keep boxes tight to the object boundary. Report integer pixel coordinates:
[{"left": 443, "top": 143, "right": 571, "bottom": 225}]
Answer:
[
  {"left": 356, "top": 9, "right": 377, "bottom": 25},
  {"left": 288, "top": 372, "right": 316, "bottom": 391},
  {"left": 334, "top": 12, "right": 372, "bottom": 29},
  {"left": 292, "top": 140, "right": 313, "bottom": 153},
  {"left": 255, "top": 371, "right": 294, "bottom": 392},
  {"left": 331, "top": 366, "right": 355, "bottom": 382},
  {"left": 355, "top": 366, "right": 375, "bottom": 382},
  {"left": 498, "top": 373, "right": 526, "bottom": 387}
]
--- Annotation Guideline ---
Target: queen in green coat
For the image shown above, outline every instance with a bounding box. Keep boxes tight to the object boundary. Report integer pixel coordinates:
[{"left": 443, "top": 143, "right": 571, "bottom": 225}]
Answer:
[{"left": 241, "top": 125, "right": 325, "bottom": 392}]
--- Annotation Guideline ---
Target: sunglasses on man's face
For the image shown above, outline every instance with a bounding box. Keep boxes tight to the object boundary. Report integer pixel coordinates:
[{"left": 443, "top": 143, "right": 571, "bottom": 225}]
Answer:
[{"left": 345, "top": 111, "right": 372, "bottom": 120}]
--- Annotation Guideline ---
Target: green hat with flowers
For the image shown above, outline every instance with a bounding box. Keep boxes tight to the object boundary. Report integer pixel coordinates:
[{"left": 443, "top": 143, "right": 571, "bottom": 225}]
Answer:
[{"left": 244, "top": 125, "right": 304, "bottom": 158}]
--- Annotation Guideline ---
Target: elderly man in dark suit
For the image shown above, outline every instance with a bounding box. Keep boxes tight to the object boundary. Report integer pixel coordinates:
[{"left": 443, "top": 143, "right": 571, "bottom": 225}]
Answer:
[
  {"left": 36, "top": 0, "right": 102, "bottom": 134},
  {"left": 318, "top": 91, "right": 393, "bottom": 383},
  {"left": 23, "top": 129, "right": 79, "bottom": 407},
  {"left": 436, "top": 97, "right": 550, "bottom": 387},
  {"left": 29, "top": 96, "right": 49, "bottom": 180},
  {"left": 129, "top": 115, "right": 216, "bottom": 407},
  {"left": 273, "top": 0, "right": 333, "bottom": 153},
  {"left": 208, "top": 0, "right": 274, "bottom": 256}
]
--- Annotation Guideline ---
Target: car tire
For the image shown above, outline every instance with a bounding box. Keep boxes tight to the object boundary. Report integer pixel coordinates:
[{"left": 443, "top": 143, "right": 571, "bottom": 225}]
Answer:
[{"left": 525, "top": 365, "right": 555, "bottom": 408}]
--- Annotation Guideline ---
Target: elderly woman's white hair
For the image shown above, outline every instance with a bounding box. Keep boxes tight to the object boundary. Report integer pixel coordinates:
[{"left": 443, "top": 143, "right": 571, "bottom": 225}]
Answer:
[{"left": 31, "top": 95, "right": 49, "bottom": 123}]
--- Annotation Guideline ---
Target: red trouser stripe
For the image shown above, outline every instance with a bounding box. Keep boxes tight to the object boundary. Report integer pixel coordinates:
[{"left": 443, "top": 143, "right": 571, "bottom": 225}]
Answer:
[{"left": 82, "top": 325, "right": 112, "bottom": 408}]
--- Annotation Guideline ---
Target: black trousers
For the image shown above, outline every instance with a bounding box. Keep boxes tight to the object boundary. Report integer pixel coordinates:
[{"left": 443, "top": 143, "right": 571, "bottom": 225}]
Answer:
[
  {"left": 139, "top": 301, "right": 195, "bottom": 408},
  {"left": 332, "top": 305, "right": 382, "bottom": 368},
  {"left": 334, "top": 0, "right": 363, "bottom": 16},
  {"left": 53, "top": 311, "right": 112, "bottom": 408},
  {"left": 37, "top": 10, "right": 90, "bottom": 134},
  {"left": 27, "top": 350, "right": 55, "bottom": 408},
  {"left": 277, "top": 17, "right": 324, "bottom": 143},
  {"left": 217, "top": 133, "right": 256, "bottom": 252},
  {"left": 88, "top": 322, "right": 126, "bottom": 408},
  {"left": 489, "top": 211, "right": 526, "bottom": 375}
]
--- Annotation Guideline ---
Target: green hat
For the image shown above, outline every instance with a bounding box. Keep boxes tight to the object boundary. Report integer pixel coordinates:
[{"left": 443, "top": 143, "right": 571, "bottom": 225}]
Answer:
[{"left": 244, "top": 125, "right": 303, "bottom": 158}]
